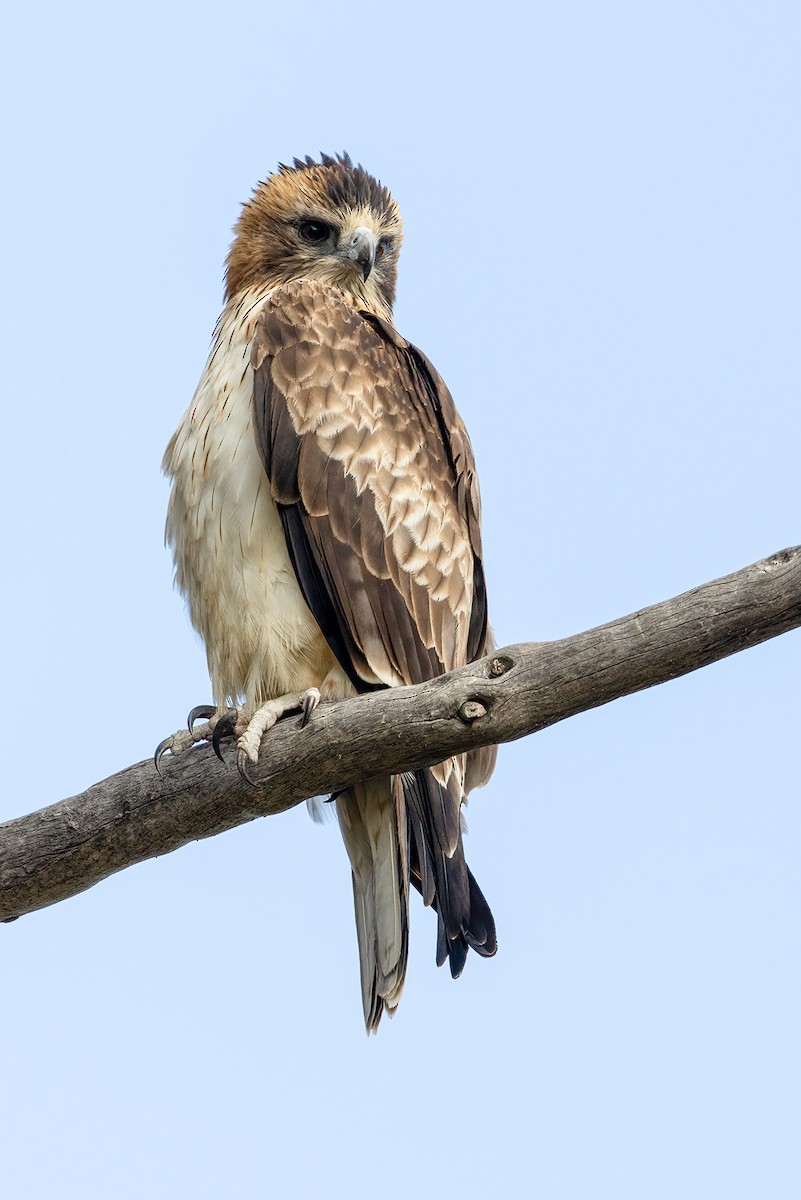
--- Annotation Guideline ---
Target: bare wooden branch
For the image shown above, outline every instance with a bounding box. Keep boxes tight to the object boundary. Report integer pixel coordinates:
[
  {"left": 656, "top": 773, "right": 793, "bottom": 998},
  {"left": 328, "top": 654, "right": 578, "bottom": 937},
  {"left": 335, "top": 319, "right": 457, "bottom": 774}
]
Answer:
[{"left": 2, "top": 546, "right": 799, "bottom": 923}]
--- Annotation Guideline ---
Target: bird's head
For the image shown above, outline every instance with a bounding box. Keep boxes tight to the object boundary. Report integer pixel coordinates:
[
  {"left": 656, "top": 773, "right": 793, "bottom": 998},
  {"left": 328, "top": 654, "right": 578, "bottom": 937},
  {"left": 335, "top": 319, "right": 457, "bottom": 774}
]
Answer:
[{"left": 224, "top": 153, "right": 403, "bottom": 319}]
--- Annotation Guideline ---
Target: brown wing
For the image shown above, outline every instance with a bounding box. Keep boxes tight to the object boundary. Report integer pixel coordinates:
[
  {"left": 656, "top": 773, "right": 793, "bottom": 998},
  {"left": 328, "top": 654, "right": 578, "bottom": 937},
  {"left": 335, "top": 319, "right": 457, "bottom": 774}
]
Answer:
[
  {"left": 251, "top": 280, "right": 497, "bottom": 977},
  {"left": 250, "top": 278, "right": 488, "bottom": 693}
]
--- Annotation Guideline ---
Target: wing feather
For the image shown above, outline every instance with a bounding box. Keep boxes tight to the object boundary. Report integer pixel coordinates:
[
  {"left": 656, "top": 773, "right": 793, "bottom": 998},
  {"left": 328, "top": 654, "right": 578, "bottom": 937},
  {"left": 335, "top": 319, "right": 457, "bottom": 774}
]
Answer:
[
  {"left": 251, "top": 280, "right": 496, "bottom": 987},
  {"left": 251, "top": 279, "right": 488, "bottom": 689}
]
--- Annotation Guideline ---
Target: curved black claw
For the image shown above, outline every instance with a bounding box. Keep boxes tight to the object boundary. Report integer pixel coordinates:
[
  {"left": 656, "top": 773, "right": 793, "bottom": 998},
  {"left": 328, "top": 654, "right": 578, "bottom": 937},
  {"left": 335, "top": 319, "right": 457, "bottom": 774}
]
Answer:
[
  {"left": 237, "top": 747, "right": 258, "bottom": 787},
  {"left": 187, "top": 704, "right": 216, "bottom": 733},
  {"left": 300, "top": 689, "right": 321, "bottom": 729},
  {"left": 154, "top": 737, "right": 173, "bottom": 776},
  {"left": 212, "top": 712, "right": 237, "bottom": 762}
]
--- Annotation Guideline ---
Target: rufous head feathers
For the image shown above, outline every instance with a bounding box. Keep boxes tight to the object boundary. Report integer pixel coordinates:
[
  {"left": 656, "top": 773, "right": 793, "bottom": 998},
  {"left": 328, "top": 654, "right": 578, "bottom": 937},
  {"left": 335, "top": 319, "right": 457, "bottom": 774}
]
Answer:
[{"left": 225, "top": 153, "right": 403, "bottom": 319}]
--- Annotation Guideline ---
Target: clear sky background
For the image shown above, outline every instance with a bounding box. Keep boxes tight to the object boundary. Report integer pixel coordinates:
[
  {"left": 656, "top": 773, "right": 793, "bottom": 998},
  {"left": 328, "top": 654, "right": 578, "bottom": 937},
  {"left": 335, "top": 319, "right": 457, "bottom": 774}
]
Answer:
[{"left": 1, "top": 2, "right": 799, "bottom": 1196}]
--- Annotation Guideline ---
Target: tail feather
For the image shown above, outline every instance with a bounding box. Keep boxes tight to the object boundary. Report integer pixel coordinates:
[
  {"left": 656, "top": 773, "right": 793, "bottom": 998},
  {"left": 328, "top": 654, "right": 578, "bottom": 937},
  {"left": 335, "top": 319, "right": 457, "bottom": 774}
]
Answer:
[
  {"left": 464, "top": 864, "right": 497, "bottom": 956},
  {"left": 403, "top": 767, "right": 497, "bottom": 974},
  {"left": 336, "top": 777, "right": 408, "bottom": 1033},
  {"left": 336, "top": 765, "right": 496, "bottom": 1030}
]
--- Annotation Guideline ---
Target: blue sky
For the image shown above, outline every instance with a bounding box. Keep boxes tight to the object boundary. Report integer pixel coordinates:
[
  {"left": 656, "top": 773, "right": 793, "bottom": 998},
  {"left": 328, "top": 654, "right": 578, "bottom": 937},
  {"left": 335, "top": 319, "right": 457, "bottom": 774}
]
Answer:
[{"left": 1, "top": 2, "right": 799, "bottom": 1197}]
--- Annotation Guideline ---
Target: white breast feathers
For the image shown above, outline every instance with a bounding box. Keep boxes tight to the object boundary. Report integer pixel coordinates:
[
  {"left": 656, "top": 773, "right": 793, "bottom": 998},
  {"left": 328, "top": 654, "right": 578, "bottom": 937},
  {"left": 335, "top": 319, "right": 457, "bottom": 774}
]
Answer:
[{"left": 162, "top": 286, "right": 337, "bottom": 708}]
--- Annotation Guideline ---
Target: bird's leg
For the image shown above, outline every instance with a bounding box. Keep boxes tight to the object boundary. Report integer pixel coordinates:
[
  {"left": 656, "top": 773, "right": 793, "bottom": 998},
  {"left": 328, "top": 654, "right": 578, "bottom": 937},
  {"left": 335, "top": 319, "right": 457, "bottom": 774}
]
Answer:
[
  {"left": 155, "top": 687, "right": 322, "bottom": 782},
  {"left": 154, "top": 704, "right": 239, "bottom": 774},
  {"left": 236, "top": 687, "right": 321, "bottom": 784}
]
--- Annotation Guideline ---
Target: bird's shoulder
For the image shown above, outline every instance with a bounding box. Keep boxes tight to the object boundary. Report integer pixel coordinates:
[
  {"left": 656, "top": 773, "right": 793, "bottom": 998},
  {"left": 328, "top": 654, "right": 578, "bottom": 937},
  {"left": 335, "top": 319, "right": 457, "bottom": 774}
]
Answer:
[{"left": 250, "top": 278, "right": 475, "bottom": 481}]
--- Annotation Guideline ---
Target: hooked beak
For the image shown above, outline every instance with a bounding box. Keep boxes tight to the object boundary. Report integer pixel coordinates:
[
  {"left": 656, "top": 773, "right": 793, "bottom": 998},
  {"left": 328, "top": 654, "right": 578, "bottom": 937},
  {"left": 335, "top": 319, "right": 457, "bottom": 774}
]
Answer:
[{"left": 344, "top": 226, "right": 376, "bottom": 281}]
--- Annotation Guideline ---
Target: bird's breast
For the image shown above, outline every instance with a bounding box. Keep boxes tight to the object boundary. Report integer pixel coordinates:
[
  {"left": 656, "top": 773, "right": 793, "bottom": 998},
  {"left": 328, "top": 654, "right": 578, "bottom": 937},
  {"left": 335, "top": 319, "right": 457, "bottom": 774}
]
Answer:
[{"left": 163, "top": 287, "right": 333, "bottom": 706}]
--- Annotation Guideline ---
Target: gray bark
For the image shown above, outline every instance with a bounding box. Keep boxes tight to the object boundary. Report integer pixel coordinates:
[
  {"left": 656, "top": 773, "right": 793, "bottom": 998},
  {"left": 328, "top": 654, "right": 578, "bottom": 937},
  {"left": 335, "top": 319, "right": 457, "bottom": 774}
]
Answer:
[{"left": 1, "top": 546, "right": 799, "bottom": 924}]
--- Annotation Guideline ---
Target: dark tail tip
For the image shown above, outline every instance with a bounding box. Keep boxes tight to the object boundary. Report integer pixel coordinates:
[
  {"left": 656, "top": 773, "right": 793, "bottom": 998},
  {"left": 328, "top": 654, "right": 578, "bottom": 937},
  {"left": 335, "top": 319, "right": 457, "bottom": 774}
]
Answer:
[{"left": 403, "top": 768, "right": 497, "bottom": 975}]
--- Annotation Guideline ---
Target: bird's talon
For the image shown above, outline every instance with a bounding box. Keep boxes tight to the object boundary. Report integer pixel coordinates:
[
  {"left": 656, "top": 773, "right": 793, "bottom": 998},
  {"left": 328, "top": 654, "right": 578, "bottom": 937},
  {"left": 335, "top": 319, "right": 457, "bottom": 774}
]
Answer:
[
  {"left": 301, "top": 687, "right": 321, "bottom": 728},
  {"left": 187, "top": 704, "right": 216, "bottom": 733},
  {"left": 154, "top": 737, "right": 174, "bottom": 775},
  {"left": 212, "top": 711, "right": 237, "bottom": 761},
  {"left": 237, "top": 747, "right": 258, "bottom": 786}
]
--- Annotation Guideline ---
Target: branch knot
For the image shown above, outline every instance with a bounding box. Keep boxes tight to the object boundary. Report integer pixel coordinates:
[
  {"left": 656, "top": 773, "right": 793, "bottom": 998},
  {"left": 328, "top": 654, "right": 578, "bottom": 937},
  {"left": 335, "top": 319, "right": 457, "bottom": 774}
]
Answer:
[{"left": 457, "top": 699, "right": 488, "bottom": 723}]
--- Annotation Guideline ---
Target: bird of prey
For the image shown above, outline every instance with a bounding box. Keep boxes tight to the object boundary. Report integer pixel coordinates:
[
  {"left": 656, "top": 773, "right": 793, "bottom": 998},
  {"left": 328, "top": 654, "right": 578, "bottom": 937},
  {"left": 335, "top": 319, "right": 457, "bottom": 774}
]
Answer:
[{"left": 157, "top": 153, "right": 497, "bottom": 1030}]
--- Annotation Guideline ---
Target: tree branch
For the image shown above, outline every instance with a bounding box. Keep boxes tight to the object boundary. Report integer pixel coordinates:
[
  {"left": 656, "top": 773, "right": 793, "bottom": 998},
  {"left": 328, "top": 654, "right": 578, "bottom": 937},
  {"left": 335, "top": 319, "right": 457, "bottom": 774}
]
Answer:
[{"left": 2, "top": 546, "right": 799, "bottom": 923}]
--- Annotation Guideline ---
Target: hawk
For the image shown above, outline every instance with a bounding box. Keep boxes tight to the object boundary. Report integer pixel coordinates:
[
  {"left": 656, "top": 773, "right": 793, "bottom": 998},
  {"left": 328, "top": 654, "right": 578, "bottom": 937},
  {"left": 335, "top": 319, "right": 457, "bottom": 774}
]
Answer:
[{"left": 158, "top": 153, "right": 497, "bottom": 1030}]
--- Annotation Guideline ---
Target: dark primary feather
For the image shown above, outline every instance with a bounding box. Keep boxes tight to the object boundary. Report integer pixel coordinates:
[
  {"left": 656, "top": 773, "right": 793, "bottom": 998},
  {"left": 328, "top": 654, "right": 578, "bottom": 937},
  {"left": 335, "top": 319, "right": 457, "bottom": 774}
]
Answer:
[{"left": 403, "top": 770, "right": 497, "bottom": 976}]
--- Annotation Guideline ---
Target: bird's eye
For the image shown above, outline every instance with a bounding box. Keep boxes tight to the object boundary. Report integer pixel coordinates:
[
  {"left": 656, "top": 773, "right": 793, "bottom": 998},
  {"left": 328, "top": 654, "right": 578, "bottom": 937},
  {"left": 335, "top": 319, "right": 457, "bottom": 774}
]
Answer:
[
  {"left": 376, "top": 238, "right": 390, "bottom": 261},
  {"left": 299, "top": 219, "right": 333, "bottom": 244}
]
